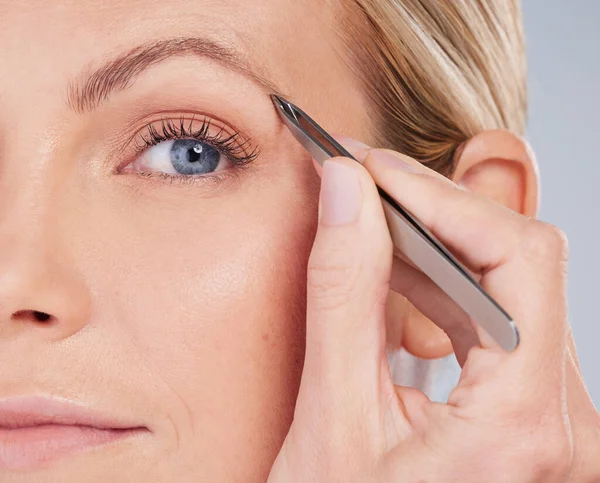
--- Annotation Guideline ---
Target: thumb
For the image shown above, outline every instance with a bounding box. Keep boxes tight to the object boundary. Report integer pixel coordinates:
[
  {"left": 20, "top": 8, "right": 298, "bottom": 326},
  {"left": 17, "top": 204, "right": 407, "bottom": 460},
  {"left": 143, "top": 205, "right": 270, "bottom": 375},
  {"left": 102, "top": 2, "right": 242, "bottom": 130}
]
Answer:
[{"left": 298, "top": 156, "right": 402, "bottom": 440}]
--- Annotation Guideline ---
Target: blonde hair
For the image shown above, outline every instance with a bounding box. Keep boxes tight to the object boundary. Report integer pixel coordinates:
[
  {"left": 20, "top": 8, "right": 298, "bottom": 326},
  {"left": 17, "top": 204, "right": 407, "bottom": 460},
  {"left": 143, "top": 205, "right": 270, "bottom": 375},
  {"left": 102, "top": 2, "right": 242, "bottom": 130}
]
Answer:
[{"left": 337, "top": 0, "right": 527, "bottom": 175}]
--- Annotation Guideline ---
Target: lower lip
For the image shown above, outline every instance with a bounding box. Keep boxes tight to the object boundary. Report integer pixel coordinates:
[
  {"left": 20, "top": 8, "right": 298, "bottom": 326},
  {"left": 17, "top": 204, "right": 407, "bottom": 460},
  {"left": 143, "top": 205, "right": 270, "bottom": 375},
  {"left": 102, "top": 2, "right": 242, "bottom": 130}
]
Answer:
[{"left": 0, "top": 424, "right": 143, "bottom": 470}]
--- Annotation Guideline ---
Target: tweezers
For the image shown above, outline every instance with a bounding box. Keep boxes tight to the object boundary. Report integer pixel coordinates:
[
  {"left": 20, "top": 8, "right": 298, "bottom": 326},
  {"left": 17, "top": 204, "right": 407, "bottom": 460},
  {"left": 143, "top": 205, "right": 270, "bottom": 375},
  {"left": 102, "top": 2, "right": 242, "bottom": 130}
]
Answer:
[{"left": 271, "top": 94, "right": 519, "bottom": 352}]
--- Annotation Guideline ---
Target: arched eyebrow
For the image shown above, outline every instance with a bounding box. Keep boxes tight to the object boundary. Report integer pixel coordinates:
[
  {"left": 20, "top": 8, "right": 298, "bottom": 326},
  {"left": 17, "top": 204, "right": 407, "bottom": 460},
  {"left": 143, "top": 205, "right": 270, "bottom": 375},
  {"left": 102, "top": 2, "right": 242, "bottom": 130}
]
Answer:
[{"left": 67, "top": 37, "right": 287, "bottom": 114}]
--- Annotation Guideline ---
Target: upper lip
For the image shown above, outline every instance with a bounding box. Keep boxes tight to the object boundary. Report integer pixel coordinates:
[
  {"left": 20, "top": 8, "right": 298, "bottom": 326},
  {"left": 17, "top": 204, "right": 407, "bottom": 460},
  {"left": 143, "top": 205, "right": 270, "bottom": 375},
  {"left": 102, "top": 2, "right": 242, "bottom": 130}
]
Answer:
[{"left": 0, "top": 396, "right": 147, "bottom": 430}]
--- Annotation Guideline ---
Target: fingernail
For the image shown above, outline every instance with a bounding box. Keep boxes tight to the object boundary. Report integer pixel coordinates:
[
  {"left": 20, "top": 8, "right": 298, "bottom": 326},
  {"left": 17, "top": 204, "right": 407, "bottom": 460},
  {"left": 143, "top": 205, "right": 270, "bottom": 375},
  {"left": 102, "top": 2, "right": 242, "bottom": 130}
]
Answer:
[
  {"left": 370, "top": 150, "right": 418, "bottom": 172},
  {"left": 320, "top": 160, "right": 362, "bottom": 226},
  {"left": 333, "top": 134, "right": 370, "bottom": 150}
]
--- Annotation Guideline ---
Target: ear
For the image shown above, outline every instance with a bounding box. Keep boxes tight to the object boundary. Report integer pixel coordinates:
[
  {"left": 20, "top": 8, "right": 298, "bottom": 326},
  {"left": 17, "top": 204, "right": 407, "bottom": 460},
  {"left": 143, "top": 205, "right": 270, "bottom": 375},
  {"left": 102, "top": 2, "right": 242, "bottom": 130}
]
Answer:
[{"left": 390, "top": 129, "right": 541, "bottom": 359}]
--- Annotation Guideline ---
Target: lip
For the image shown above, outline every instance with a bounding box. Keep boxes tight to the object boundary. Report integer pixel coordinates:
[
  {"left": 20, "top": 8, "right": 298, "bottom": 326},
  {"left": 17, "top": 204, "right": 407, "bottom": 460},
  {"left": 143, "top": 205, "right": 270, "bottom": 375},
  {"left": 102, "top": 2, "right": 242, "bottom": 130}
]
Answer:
[{"left": 0, "top": 396, "right": 149, "bottom": 470}]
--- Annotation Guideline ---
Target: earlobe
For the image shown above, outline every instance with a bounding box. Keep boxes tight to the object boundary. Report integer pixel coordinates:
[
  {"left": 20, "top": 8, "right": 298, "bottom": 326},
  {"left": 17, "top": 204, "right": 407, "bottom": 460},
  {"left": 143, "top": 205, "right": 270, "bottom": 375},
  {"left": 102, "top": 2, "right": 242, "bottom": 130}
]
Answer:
[{"left": 394, "top": 129, "right": 540, "bottom": 360}]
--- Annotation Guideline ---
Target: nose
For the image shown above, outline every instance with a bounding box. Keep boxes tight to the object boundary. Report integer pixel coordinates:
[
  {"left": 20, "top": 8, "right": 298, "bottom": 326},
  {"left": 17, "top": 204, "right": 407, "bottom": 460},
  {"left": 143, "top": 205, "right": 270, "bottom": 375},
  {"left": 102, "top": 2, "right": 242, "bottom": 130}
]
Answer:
[{"left": 0, "top": 202, "right": 92, "bottom": 341}]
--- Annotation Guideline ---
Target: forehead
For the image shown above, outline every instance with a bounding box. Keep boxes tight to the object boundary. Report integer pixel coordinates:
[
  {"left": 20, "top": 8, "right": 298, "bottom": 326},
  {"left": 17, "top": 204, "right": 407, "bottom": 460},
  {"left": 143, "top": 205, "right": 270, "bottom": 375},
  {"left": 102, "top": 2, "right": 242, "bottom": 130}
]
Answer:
[{"left": 0, "top": 0, "right": 368, "bottom": 136}]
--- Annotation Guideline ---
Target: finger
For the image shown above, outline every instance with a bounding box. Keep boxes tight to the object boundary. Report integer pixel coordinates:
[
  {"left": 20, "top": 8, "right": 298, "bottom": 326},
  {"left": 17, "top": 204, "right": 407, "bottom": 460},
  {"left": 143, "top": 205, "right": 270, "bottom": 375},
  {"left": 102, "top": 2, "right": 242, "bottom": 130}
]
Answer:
[
  {"left": 336, "top": 137, "right": 506, "bottom": 358},
  {"left": 361, "top": 148, "right": 569, "bottom": 380},
  {"left": 393, "top": 385, "right": 432, "bottom": 435},
  {"left": 335, "top": 138, "right": 494, "bottom": 363},
  {"left": 390, "top": 257, "right": 479, "bottom": 366},
  {"left": 302, "top": 156, "right": 394, "bottom": 420},
  {"left": 332, "top": 134, "right": 455, "bottom": 187},
  {"left": 334, "top": 135, "right": 480, "bottom": 367}
]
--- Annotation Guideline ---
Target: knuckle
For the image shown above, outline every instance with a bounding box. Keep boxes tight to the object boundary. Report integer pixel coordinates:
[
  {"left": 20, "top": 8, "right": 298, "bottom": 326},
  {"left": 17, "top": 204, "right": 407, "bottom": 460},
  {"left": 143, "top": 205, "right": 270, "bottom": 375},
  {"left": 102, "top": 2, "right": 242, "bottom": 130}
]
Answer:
[
  {"left": 522, "top": 220, "right": 569, "bottom": 262},
  {"left": 436, "top": 183, "right": 474, "bottom": 222},
  {"left": 526, "top": 429, "right": 573, "bottom": 479},
  {"left": 503, "top": 402, "right": 573, "bottom": 478},
  {"left": 307, "top": 251, "right": 361, "bottom": 311}
]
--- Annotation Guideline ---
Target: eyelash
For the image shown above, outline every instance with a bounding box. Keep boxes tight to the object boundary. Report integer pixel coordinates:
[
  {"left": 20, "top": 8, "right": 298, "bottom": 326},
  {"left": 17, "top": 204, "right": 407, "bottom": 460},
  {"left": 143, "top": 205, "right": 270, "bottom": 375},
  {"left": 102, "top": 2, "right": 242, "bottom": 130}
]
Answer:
[{"left": 131, "top": 116, "right": 260, "bottom": 185}]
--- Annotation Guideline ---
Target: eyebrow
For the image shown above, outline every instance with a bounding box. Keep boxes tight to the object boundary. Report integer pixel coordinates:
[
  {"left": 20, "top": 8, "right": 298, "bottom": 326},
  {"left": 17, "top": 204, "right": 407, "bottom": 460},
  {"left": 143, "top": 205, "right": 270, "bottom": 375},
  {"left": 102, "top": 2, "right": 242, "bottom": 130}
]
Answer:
[{"left": 67, "top": 37, "right": 288, "bottom": 114}]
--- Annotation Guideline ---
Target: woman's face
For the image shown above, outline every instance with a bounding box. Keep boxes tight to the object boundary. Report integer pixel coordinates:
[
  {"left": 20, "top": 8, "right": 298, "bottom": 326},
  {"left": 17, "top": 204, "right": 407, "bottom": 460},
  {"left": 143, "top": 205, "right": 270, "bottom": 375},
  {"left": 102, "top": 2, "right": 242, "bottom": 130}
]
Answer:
[{"left": 0, "top": 1, "right": 372, "bottom": 481}]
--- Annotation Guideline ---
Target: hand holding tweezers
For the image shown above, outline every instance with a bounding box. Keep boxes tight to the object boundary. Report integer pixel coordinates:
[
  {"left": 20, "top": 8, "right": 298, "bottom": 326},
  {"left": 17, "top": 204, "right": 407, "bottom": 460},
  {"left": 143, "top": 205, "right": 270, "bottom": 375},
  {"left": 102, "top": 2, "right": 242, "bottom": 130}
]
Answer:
[{"left": 271, "top": 94, "right": 519, "bottom": 352}]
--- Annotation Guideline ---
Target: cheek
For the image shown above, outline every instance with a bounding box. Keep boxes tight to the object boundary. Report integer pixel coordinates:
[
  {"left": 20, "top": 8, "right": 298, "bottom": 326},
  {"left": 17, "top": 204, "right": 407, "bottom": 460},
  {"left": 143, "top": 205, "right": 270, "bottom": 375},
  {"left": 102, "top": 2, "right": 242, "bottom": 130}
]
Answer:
[{"left": 82, "top": 164, "right": 319, "bottom": 477}]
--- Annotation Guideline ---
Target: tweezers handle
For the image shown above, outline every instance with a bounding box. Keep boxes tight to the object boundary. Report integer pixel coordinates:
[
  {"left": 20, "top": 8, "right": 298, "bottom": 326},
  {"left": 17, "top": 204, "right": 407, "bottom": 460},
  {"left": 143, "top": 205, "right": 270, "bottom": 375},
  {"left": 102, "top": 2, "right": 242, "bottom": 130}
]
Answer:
[{"left": 380, "top": 198, "right": 519, "bottom": 351}]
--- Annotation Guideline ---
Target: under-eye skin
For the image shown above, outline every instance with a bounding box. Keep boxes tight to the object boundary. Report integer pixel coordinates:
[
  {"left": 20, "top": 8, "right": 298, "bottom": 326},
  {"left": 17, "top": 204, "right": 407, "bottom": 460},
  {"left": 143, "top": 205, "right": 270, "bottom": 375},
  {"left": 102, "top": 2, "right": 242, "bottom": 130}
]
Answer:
[{"left": 118, "top": 115, "right": 260, "bottom": 186}]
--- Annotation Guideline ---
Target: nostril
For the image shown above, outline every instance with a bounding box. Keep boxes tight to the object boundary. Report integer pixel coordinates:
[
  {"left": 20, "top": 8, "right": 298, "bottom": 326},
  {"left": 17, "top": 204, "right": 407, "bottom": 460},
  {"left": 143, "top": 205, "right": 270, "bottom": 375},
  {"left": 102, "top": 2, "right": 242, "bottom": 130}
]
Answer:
[
  {"left": 11, "top": 310, "right": 53, "bottom": 323},
  {"left": 33, "top": 311, "right": 51, "bottom": 322}
]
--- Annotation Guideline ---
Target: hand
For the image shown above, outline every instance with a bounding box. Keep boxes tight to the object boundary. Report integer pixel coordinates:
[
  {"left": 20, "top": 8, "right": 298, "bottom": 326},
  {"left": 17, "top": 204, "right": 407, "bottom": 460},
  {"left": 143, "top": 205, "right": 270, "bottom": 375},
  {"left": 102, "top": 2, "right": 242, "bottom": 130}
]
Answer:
[{"left": 267, "top": 141, "right": 600, "bottom": 482}]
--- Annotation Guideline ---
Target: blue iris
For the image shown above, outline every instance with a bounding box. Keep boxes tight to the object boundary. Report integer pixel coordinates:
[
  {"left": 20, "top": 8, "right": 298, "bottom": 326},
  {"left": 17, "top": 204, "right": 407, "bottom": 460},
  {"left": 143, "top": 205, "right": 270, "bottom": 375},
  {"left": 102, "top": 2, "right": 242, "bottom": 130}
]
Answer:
[{"left": 170, "top": 139, "right": 220, "bottom": 175}]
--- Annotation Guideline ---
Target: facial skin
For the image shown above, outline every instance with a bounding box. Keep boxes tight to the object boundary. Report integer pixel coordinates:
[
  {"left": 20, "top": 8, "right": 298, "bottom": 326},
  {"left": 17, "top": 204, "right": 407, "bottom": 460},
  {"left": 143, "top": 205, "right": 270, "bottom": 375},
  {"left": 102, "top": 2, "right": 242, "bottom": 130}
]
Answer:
[{"left": 0, "top": 1, "right": 372, "bottom": 482}]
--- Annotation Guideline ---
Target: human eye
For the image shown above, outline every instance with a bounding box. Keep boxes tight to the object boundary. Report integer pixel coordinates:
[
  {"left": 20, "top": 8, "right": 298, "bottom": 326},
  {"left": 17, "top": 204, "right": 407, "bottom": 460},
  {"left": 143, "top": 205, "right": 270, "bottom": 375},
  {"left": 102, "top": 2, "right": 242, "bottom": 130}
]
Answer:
[{"left": 119, "top": 115, "right": 259, "bottom": 185}]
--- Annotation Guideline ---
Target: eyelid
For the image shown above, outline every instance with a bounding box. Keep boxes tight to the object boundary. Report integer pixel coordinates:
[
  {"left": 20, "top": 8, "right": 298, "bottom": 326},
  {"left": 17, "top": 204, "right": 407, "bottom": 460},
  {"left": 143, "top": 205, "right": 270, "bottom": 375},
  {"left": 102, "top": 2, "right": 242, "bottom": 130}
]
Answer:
[{"left": 114, "top": 112, "right": 259, "bottom": 174}]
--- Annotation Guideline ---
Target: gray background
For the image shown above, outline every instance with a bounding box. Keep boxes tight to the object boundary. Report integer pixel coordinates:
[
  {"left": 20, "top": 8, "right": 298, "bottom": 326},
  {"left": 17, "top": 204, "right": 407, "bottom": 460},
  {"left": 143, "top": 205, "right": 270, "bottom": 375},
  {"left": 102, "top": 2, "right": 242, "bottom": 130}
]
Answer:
[{"left": 523, "top": 0, "right": 599, "bottom": 404}]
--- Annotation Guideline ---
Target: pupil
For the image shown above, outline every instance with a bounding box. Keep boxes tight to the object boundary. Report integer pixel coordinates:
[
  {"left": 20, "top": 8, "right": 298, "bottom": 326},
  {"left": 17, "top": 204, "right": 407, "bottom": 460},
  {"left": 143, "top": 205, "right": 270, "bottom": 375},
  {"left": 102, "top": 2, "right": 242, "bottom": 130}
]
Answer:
[{"left": 188, "top": 143, "right": 202, "bottom": 163}]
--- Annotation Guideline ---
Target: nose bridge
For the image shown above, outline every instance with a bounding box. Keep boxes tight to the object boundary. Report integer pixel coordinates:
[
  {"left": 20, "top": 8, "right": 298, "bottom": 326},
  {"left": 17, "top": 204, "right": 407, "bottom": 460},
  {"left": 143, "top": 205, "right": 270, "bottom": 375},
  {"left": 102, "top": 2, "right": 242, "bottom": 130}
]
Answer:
[
  {"left": 0, "top": 118, "right": 69, "bottom": 251},
  {"left": 0, "top": 132, "right": 92, "bottom": 342}
]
